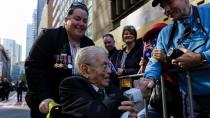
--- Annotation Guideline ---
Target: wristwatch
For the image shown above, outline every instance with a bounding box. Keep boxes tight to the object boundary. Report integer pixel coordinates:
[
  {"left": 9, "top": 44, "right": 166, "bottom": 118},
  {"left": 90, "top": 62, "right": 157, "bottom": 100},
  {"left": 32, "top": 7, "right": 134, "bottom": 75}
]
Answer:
[{"left": 199, "top": 52, "right": 208, "bottom": 64}]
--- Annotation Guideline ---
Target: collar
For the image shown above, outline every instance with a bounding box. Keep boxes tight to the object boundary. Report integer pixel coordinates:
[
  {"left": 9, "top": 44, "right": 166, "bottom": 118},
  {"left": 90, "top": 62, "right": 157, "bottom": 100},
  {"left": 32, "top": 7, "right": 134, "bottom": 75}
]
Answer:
[
  {"left": 91, "top": 84, "right": 99, "bottom": 92},
  {"left": 178, "top": 5, "right": 193, "bottom": 24},
  {"left": 91, "top": 84, "right": 105, "bottom": 93}
]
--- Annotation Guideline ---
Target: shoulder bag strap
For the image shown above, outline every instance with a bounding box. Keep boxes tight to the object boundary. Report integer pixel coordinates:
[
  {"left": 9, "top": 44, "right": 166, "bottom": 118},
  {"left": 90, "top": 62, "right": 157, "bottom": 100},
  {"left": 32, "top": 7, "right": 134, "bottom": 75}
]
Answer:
[{"left": 167, "top": 21, "right": 177, "bottom": 49}]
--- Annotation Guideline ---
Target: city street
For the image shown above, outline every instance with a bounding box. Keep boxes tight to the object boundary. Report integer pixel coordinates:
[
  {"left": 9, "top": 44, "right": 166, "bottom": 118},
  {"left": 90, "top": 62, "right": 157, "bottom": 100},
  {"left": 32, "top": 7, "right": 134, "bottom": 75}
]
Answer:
[{"left": 0, "top": 92, "right": 30, "bottom": 118}]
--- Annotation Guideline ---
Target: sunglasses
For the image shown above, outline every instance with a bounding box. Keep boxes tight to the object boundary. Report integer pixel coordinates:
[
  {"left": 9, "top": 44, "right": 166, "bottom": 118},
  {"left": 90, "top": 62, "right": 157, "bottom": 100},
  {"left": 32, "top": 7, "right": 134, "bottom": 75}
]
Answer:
[{"left": 69, "top": 2, "right": 88, "bottom": 14}]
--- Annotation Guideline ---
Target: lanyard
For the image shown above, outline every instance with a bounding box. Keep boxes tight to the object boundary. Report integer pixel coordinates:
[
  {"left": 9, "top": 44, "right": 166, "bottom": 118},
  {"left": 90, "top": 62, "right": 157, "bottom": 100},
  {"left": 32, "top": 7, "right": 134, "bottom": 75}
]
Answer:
[
  {"left": 191, "top": 5, "right": 208, "bottom": 52},
  {"left": 168, "top": 6, "right": 208, "bottom": 51}
]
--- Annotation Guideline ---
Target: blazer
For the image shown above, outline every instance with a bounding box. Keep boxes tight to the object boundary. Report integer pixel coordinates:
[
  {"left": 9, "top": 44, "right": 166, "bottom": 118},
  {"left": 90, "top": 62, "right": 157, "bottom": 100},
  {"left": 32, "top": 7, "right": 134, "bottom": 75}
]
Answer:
[
  {"left": 25, "top": 26, "right": 94, "bottom": 110},
  {"left": 59, "top": 76, "right": 125, "bottom": 118}
]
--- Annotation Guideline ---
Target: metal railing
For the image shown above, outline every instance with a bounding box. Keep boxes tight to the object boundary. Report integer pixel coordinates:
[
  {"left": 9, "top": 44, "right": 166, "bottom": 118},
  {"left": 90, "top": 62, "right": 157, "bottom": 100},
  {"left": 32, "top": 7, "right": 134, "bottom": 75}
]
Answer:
[{"left": 118, "top": 64, "right": 210, "bottom": 118}]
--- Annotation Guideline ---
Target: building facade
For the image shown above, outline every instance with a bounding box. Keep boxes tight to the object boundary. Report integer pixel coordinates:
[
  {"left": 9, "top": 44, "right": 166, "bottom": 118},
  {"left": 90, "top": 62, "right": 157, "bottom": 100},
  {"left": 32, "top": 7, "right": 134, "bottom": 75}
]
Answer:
[
  {"left": 26, "top": 24, "right": 33, "bottom": 58},
  {"left": 0, "top": 38, "right": 22, "bottom": 80},
  {"left": 92, "top": 0, "right": 209, "bottom": 48},
  {"left": 38, "top": 0, "right": 209, "bottom": 48},
  {"left": 0, "top": 44, "right": 10, "bottom": 80}
]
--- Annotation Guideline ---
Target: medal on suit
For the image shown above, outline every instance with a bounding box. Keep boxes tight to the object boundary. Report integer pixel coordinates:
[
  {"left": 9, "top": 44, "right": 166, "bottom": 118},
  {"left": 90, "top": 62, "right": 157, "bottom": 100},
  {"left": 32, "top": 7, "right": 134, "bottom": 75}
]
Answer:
[
  {"left": 61, "top": 53, "right": 67, "bottom": 69},
  {"left": 67, "top": 55, "right": 72, "bottom": 69},
  {"left": 54, "top": 55, "right": 59, "bottom": 68},
  {"left": 58, "top": 63, "right": 64, "bottom": 68},
  {"left": 56, "top": 53, "right": 63, "bottom": 68},
  {"left": 67, "top": 64, "right": 72, "bottom": 69}
]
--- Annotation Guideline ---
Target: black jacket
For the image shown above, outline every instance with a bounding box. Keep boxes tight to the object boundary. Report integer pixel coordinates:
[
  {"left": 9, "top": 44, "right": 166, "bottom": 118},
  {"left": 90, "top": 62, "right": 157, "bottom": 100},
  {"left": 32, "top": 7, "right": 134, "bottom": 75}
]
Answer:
[
  {"left": 115, "top": 40, "right": 143, "bottom": 75},
  {"left": 60, "top": 76, "right": 125, "bottom": 118},
  {"left": 25, "top": 26, "right": 94, "bottom": 111}
]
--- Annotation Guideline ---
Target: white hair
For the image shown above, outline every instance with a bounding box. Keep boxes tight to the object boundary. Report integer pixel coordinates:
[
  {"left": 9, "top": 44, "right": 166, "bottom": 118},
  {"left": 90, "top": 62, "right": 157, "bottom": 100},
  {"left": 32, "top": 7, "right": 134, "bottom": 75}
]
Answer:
[{"left": 75, "top": 46, "right": 108, "bottom": 73}]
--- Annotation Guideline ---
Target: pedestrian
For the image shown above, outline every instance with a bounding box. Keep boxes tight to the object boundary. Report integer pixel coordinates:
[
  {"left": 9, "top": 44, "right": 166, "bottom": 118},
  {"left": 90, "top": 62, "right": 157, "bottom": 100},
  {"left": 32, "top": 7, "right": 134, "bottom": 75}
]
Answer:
[
  {"left": 0, "top": 79, "right": 4, "bottom": 101},
  {"left": 60, "top": 46, "right": 137, "bottom": 118},
  {"left": 137, "top": 0, "right": 210, "bottom": 117},
  {"left": 25, "top": 2, "right": 94, "bottom": 118},
  {"left": 16, "top": 79, "right": 25, "bottom": 102},
  {"left": 2, "top": 78, "right": 11, "bottom": 101}
]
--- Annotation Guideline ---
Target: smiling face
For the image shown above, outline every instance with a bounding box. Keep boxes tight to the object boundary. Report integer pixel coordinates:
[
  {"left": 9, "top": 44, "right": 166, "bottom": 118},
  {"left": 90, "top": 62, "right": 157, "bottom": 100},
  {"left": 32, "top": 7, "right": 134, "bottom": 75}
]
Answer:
[
  {"left": 103, "top": 35, "right": 115, "bottom": 51},
  {"left": 65, "top": 8, "right": 88, "bottom": 40},
  {"left": 122, "top": 25, "right": 137, "bottom": 44},
  {"left": 160, "top": 0, "right": 190, "bottom": 20},
  {"left": 123, "top": 30, "right": 136, "bottom": 44}
]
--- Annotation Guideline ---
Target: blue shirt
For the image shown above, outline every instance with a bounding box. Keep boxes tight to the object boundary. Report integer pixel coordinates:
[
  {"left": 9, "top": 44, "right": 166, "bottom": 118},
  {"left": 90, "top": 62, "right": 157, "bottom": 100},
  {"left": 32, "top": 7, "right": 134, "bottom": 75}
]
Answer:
[{"left": 144, "top": 3, "right": 210, "bottom": 95}]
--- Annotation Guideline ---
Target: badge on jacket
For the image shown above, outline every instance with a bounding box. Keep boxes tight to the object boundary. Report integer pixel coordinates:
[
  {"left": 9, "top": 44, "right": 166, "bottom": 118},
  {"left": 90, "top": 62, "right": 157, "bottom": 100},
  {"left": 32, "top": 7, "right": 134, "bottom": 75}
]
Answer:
[{"left": 54, "top": 45, "right": 72, "bottom": 69}]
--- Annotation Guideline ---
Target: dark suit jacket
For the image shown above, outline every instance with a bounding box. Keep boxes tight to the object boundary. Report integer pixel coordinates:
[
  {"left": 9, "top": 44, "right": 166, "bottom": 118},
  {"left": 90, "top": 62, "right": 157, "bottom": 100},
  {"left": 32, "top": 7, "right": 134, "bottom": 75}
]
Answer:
[
  {"left": 25, "top": 26, "right": 94, "bottom": 111},
  {"left": 59, "top": 76, "right": 125, "bottom": 118}
]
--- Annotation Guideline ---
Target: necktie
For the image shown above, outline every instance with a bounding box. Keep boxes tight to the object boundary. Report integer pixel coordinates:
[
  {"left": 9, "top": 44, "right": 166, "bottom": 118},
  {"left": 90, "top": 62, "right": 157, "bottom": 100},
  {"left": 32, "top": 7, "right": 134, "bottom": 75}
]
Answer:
[{"left": 97, "top": 89, "right": 105, "bottom": 100}]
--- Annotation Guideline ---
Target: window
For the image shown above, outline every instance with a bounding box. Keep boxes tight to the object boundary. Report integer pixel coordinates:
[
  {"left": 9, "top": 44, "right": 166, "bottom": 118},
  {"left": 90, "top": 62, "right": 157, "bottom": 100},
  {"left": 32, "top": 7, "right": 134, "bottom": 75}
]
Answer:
[{"left": 111, "top": 0, "right": 146, "bottom": 27}]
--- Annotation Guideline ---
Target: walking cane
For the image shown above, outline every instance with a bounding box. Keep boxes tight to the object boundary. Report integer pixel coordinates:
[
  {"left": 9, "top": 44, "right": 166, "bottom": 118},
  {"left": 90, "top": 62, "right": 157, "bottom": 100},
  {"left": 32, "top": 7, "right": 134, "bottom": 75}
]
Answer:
[
  {"left": 138, "top": 57, "right": 149, "bottom": 118},
  {"left": 160, "top": 75, "right": 167, "bottom": 118},
  {"left": 186, "top": 71, "right": 193, "bottom": 118},
  {"left": 143, "top": 96, "right": 149, "bottom": 118}
]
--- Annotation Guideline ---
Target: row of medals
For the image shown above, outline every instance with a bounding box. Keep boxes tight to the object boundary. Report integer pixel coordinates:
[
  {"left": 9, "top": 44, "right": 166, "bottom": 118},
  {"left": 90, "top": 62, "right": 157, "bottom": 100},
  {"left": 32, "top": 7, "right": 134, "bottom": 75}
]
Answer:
[{"left": 54, "top": 53, "right": 72, "bottom": 69}]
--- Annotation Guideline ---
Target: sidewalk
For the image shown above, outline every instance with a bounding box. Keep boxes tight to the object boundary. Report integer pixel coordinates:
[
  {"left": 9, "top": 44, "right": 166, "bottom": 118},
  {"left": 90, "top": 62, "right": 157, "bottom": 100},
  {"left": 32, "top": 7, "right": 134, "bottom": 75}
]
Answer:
[{"left": 0, "top": 91, "right": 29, "bottom": 109}]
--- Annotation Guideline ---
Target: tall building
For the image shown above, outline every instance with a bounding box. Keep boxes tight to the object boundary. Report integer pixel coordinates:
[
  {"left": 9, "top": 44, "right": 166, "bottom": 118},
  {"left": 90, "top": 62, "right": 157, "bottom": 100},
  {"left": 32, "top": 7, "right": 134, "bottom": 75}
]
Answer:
[
  {"left": 85, "top": 0, "right": 93, "bottom": 39},
  {"left": 0, "top": 38, "right": 22, "bottom": 79},
  {"left": 15, "top": 44, "right": 22, "bottom": 63},
  {"left": 32, "top": 9, "right": 38, "bottom": 40},
  {"left": 1, "top": 38, "right": 16, "bottom": 65},
  {"left": 37, "top": 0, "right": 46, "bottom": 30},
  {"left": 11, "top": 44, "right": 22, "bottom": 80},
  {"left": 38, "top": 2, "right": 48, "bottom": 34},
  {"left": 26, "top": 24, "right": 33, "bottom": 58},
  {"left": 0, "top": 44, "right": 10, "bottom": 80},
  {"left": 46, "top": 0, "right": 93, "bottom": 38},
  {"left": 47, "top": 0, "right": 73, "bottom": 28},
  {"left": 31, "top": 0, "right": 46, "bottom": 41},
  {"left": 11, "top": 61, "right": 25, "bottom": 81}
]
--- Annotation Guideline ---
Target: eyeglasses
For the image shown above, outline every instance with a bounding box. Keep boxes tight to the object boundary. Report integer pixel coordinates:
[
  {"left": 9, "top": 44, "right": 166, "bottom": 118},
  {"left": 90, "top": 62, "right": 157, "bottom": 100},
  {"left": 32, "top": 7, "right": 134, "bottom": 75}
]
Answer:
[{"left": 68, "top": 2, "right": 88, "bottom": 14}]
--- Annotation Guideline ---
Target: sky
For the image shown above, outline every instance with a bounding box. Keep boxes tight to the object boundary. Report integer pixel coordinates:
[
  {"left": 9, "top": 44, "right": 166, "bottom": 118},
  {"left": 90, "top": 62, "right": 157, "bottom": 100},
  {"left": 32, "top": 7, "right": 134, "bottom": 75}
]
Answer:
[{"left": 0, "top": 0, "right": 37, "bottom": 61}]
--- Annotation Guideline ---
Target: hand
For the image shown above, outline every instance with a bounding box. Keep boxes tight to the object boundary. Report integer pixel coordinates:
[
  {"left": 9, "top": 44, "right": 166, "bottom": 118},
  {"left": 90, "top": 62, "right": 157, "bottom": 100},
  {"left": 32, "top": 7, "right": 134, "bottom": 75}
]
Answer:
[
  {"left": 171, "top": 48, "right": 201, "bottom": 70},
  {"left": 139, "top": 57, "right": 147, "bottom": 66},
  {"left": 39, "top": 98, "right": 54, "bottom": 114},
  {"left": 118, "top": 101, "right": 138, "bottom": 118},
  {"left": 116, "top": 68, "right": 124, "bottom": 76},
  {"left": 133, "top": 77, "right": 154, "bottom": 97},
  {"left": 152, "top": 48, "right": 167, "bottom": 62},
  {"left": 138, "top": 57, "right": 147, "bottom": 73}
]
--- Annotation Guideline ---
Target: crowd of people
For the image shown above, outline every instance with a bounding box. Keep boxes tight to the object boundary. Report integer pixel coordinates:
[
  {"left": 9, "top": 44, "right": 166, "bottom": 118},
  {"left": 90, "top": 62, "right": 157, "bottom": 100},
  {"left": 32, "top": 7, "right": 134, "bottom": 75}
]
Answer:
[
  {"left": 0, "top": 78, "right": 11, "bottom": 101},
  {"left": 0, "top": 78, "right": 26, "bottom": 102},
  {"left": 25, "top": 0, "right": 210, "bottom": 118}
]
